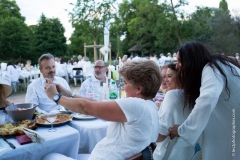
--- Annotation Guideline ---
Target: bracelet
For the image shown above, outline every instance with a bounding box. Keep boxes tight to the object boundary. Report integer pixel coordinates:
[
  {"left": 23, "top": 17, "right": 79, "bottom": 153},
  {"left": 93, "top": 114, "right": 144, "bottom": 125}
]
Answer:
[{"left": 70, "top": 92, "right": 76, "bottom": 98}]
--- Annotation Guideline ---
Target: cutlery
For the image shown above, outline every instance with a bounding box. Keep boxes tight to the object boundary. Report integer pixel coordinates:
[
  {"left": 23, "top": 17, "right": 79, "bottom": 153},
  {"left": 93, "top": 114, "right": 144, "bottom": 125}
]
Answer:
[{"left": 3, "top": 138, "right": 16, "bottom": 149}]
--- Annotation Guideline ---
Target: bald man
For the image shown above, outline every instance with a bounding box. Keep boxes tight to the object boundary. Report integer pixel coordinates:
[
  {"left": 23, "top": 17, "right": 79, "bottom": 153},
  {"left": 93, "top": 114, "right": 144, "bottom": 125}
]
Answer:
[{"left": 79, "top": 60, "right": 114, "bottom": 98}]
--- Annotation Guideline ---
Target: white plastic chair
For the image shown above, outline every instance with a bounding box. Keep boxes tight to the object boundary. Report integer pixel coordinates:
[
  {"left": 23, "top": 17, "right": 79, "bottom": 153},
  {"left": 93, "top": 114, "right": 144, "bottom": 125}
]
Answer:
[
  {"left": 72, "top": 68, "right": 83, "bottom": 86},
  {"left": 84, "top": 67, "right": 94, "bottom": 80}
]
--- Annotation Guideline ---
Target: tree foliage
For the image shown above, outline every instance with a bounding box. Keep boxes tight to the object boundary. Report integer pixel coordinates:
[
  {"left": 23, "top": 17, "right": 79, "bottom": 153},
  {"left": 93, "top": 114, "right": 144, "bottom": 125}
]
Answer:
[
  {"left": 0, "top": 0, "right": 25, "bottom": 21},
  {"left": 219, "top": 0, "right": 229, "bottom": 12},
  {"left": 0, "top": 0, "right": 28, "bottom": 61},
  {"left": 0, "top": 17, "right": 29, "bottom": 60},
  {"left": 33, "top": 14, "right": 67, "bottom": 60}
]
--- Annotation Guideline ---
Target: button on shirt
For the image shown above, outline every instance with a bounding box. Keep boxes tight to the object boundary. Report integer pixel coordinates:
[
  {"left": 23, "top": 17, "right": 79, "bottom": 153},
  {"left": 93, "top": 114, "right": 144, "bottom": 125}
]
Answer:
[{"left": 25, "top": 75, "right": 70, "bottom": 112}]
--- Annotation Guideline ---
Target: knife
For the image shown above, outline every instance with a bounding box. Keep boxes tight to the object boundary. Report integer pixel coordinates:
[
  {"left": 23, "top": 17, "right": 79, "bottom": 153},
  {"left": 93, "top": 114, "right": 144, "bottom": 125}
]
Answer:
[{"left": 3, "top": 138, "right": 16, "bottom": 149}]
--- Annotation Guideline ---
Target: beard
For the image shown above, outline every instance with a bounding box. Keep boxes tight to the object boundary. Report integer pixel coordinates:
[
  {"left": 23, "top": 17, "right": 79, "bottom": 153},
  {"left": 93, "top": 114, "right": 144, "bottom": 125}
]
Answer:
[
  {"left": 94, "top": 72, "right": 104, "bottom": 79},
  {"left": 47, "top": 72, "right": 55, "bottom": 80}
]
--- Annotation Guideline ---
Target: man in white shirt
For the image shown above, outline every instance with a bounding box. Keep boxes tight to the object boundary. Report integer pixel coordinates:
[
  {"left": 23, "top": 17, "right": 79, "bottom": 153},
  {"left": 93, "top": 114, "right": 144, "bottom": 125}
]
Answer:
[
  {"left": 159, "top": 53, "right": 166, "bottom": 67},
  {"left": 77, "top": 55, "right": 83, "bottom": 67},
  {"left": 79, "top": 60, "right": 113, "bottom": 98},
  {"left": 26, "top": 53, "right": 71, "bottom": 113},
  {"left": 132, "top": 54, "right": 142, "bottom": 61},
  {"left": 149, "top": 53, "right": 159, "bottom": 66}
]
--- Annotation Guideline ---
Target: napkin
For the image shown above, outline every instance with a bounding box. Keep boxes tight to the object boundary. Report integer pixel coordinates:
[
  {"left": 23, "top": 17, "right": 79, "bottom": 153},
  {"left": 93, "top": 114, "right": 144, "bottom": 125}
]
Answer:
[
  {"left": 16, "top": 135, "right": 32, "bottom": 145},
  {"left": 22, "top": 128, "right": 45, "bottom": 143}
]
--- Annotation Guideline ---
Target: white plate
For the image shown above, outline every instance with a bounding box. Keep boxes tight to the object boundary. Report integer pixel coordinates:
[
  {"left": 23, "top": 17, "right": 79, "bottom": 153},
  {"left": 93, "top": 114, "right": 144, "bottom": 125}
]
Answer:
[{"left": 71, "top": 113, "right": 96, "bottom": 120}]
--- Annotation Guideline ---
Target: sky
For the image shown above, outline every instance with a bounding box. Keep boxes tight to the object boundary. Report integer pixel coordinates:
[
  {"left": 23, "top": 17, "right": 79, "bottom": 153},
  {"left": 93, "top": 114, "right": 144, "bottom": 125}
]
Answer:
[{"left": 15, "top": 0, "right": 240, "bottom": 44}]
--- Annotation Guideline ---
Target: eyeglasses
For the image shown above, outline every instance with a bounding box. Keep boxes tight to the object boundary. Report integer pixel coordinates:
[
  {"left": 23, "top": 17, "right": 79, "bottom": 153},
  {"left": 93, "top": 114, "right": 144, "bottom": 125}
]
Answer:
[{"left": 94, "top": 66, "right": 106, "bottom": 69}]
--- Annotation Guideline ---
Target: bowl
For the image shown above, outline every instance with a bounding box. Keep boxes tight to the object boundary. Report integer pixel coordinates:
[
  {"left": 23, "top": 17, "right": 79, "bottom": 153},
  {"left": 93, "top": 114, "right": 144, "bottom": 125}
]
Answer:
[{"left": 5, "top": 103, "right": 37, "bottom": 122}]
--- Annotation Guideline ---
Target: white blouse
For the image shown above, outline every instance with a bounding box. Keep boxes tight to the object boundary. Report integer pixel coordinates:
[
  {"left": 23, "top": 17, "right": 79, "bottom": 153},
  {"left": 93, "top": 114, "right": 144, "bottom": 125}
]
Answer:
[
  {"left": 153, "top": 89, "right": 195, "bottom": 160},
  {"left": 178, "top": 62, "right": 240, "bottom": 159}
]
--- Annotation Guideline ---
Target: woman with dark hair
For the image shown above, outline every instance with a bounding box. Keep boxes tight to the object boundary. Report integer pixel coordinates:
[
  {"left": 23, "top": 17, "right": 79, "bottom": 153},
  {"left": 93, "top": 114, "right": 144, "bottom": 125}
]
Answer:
[
  {"left": 168, "top": 42, "right": 240, "bottom": 159},
  {"left": 7, "top": 61, "right": 19, "bottom": 82}
]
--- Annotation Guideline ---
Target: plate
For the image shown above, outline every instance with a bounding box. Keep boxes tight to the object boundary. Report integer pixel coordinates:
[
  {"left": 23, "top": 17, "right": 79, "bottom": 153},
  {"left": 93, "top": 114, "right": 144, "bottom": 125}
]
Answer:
[
  {"left": 35, "top": 114, "right": 72, "bottom": 127},
  {"left": 59, "top": 107, "right": 73, "bottom": 114},
  {"left": 71, "top": 113, "right": 96, "bottom": 120}
]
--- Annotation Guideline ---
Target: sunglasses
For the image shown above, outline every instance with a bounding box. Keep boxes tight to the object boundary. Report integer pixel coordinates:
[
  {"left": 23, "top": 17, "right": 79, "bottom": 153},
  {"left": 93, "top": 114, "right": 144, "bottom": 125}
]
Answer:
[{"left": 94, "top": 66, "right": 106, "bottom": 69}]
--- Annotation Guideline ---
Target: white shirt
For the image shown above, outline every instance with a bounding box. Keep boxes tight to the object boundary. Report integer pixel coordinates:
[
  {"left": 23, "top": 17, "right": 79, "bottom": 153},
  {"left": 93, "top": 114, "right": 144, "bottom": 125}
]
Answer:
[
  {"left": 79, "top": 75, "right": 113, "bottom": 99},
  {"left": 132, "top": 56, "right": 142, "bottom": 61},
  {"left": 77, "top": 60, "right": 83, "bottom": 68},
  {"left": 7, "top": 65, "right": 19, "bottom": 82},
  {"left": 89, "top": 98, "right": 159, "bottom": 160},
  {"left": 25, "top": 75, "right": 70, "bottom": 112},
  {"left": 56, "top": 63, "right": 67, "bottom": 77},
  {"left": 153, "top": 90, "right": 195, "bottom": 160},
  {"left": 159, "top": 56, "right": 166, "bottom": 67},
  {"left": 178, "top": 62, "right": 240, "bottom": 160},
  {"left": 150, "top": 57, "right": 159, "bottom": 66}
]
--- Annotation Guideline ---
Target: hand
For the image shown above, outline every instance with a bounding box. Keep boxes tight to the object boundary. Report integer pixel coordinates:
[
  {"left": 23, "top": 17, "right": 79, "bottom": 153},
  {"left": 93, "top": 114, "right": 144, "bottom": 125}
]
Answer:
[
  {"left": 45, "top": 78, "right": 70, "bottom": 96},
  {"left": 44, "top": 81, "right": 58, "bottom": 100},
  {"left": 168, "top": 125, "right": 180, "bottom": 139},
  {"left": 155, "top": 101, "right": 162, "bottom": 110},
  {"left": 55, "top": 83, "right": 70, "bottom": 96}
]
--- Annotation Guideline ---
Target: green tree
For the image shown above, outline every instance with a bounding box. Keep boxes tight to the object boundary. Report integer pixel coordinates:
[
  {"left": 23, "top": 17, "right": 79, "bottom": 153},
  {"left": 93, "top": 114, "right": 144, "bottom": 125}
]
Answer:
[
  {"left": 188, "top": 7, "right": 214, "bottom": 45},
  {"left": 0, "top": 0, "right": 25, "bottom": 21},
  {"left": 33, "top": 14, "right": 67, "bottom": 60},
  {"left": 0, "top": 0, "right": 28, "bottom": 61},
  {"left": 219, "top": 0, "right": 229, "bottom": 12},
  {"left": 68, "top": 22, "right": 101, "bottom": 61},
  {"left": 69, "top": 0, "right": 117, "bottom": 41},
  {"left": 0, "top": 17, "right": 29, "bottom": 60},
  {"left": 208, "top": 9, "right": 239, "bottom": 54}
]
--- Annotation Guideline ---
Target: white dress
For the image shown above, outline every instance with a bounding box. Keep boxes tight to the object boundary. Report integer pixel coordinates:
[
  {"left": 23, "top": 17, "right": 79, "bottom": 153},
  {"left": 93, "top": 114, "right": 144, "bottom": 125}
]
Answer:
[
  {"left": 153, "top": 89, "right": 195, "bottom": 160},
  {"left": 89, "top": 98, "right": 159, "bottom": 160},
  {"left": 178, "top": 62, "right": 240, "bottom": 160}
]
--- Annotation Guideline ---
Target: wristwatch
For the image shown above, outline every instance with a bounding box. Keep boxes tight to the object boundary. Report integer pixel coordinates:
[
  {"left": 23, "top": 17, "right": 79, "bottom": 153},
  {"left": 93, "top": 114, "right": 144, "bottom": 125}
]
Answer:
[
  {"left": 53, "top": 94, "right": 62, "bottom": 104},
  {"left": 70, "top": 92, "right": 76, "bottom": 98}
]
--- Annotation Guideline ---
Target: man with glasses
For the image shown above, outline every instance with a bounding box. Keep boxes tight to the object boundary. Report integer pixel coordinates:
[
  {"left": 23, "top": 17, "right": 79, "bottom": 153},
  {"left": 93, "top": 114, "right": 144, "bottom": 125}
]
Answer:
[
  {"left": 79, "top": 60, "right": 113, "bottom": 98},
  {"left": 26, "top": 53, "right": 71, "bottom": 113}
]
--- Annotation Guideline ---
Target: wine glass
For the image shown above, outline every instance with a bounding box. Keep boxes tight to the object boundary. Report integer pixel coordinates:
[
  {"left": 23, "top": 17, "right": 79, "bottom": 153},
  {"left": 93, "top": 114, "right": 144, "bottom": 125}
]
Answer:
[{"left": 47, "top": 114, "right": 57, "bottom": 132}]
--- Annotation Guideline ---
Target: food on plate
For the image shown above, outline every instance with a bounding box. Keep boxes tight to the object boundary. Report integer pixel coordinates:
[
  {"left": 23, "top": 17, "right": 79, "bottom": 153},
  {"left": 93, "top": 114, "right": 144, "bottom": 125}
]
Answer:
[
  {"left": 36, "top": 114, "right": 72, "bottom": 124},
  {"left": 0, "top": 120, "right": 37, "bottom": 136}
]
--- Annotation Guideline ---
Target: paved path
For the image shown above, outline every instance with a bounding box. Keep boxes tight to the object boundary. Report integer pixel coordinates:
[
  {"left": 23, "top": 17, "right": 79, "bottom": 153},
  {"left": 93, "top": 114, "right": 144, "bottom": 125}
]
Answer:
[{"left": 7, "top": 84, "right": 81, "bottom": 104}]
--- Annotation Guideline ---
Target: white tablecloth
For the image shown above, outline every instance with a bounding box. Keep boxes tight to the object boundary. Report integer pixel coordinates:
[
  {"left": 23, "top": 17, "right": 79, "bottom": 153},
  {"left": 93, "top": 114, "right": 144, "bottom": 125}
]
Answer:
[
  {"left": 1, "top": 125, "right": 80, "bottom": 160},
  {"left": 70, "top": 118, "right": 110, "bottom": 153}
]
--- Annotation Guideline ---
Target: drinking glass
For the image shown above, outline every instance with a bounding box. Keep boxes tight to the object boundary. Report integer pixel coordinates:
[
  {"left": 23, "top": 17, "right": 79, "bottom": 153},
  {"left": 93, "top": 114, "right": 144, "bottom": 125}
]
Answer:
[
  {"left": 0, "top": 112, "right": 5, "bottom": 124},
  {"left": 47, "top": 114, "right": 57, "bottom": 132}
]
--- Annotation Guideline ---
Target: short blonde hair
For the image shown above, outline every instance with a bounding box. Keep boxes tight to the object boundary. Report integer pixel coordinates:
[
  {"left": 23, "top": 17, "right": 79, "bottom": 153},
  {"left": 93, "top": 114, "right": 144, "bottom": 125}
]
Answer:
[{"left": 119, "top": 60, "right": 161, "bottom": 99}]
